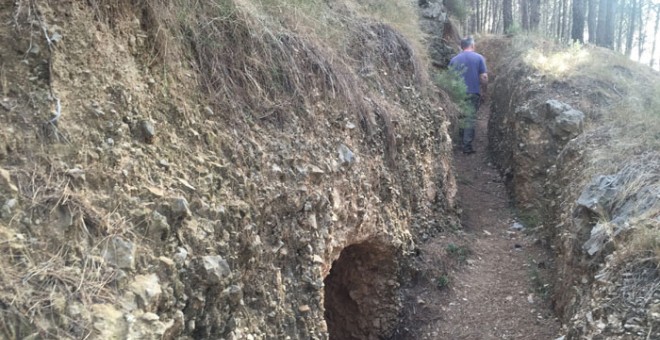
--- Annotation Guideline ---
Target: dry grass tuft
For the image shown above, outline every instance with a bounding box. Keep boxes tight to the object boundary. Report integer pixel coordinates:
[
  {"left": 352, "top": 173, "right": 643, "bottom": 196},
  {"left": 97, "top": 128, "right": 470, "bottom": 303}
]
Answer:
[
  {"left": 628, "top": 221, "right": 660, "bottom": 265},
  {"left": 0, "top": 166, "right": 129, "bottom": 338},
  {"left": 98, "top": 0, "right": 433, "bottom": 162}
]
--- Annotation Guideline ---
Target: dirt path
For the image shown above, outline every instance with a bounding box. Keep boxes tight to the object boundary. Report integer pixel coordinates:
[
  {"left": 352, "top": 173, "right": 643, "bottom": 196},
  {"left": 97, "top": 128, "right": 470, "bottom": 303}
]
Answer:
[{"left": 400, "top": 102, "right": 561, "bottom": 339}]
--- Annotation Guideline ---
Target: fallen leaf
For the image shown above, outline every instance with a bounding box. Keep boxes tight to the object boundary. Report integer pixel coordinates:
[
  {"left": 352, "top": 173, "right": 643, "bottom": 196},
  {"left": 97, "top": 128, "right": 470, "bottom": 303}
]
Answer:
[
  {"left": 146, "top": 186, "right": 165, "bottom": 197},
  {"left": 178, "top": 178, "right": 196, "bottom": 191}
]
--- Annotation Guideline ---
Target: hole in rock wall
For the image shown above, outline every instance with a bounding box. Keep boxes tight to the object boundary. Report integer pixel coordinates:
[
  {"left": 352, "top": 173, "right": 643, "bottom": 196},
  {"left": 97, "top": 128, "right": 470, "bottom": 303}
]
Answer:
[{"left": 323, "top": 241, "right": 400, "bottom": 340}]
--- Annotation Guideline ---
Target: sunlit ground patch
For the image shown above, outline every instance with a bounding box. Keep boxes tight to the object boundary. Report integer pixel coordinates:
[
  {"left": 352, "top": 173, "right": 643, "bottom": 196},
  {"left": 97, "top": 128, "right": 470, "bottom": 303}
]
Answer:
[{"left": 524, "top": 43, "right": 590, "bottom": 77}]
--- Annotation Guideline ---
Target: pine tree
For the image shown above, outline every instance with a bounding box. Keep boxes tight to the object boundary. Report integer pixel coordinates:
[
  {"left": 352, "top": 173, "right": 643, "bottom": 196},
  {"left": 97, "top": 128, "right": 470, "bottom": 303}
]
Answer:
[
  {"left": 572, "top": 0, "right": 586, "bottom": 42},
  {"left": 503, "top": 0, "right": 514, "bottom": 33}
]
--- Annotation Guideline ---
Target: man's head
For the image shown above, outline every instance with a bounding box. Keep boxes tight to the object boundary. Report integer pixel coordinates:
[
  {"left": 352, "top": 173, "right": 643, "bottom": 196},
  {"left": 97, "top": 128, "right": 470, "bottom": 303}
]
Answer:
[{"left": 460, "top": 37, "right": 475, "bottom": 51}]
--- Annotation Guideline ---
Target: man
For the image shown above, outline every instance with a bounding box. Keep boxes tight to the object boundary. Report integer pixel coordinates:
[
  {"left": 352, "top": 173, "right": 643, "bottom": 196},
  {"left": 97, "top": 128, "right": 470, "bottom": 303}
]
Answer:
[{"left": 449, "top": 37, "right": 488, "bottom": 154}]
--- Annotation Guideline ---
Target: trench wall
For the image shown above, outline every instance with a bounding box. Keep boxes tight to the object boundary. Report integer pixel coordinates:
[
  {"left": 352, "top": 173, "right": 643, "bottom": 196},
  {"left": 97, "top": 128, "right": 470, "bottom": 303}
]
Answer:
[
  {"left": 0, "top": 1, "right": 457, "bottom": 339},
  {"left": 487, "top": 38, "right": 659, "bottom": 339}
]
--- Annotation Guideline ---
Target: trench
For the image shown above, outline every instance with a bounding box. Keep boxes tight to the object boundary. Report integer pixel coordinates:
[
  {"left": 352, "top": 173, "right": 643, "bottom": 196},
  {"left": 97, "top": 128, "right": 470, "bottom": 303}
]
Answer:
[
  {"left": 323, "top": 95, "right": 562, "bottom": 339},
  {"left": 415, "top": 98, "right": 560, "bottom": 338}
]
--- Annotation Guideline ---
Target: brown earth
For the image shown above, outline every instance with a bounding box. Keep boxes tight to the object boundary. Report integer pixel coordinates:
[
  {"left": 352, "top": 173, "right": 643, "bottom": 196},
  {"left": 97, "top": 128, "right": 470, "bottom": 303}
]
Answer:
[
  {"left": 0, "top": 2, "right": 457, "bottom": 339},
  {"left": 397, "top": 99, "right": 561, "bottom": 339}
]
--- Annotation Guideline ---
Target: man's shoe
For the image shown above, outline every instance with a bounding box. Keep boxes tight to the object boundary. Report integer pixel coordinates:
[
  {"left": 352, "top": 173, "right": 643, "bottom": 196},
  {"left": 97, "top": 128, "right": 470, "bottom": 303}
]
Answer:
[{"left": 462, "top": 148, "right": 476, "bottom": 154}]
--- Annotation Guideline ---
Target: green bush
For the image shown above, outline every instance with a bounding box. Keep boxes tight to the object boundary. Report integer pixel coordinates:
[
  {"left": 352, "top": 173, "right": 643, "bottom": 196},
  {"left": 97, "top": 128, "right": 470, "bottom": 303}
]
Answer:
[
  {"left": 446, "top": 242, "right": 470, "bottom": 262},
  {"left": 434, "top": 69, "right": 475, "bottom": 127},
  {"left": 437, "top": 274, "right": 450, "bottom": 289}
]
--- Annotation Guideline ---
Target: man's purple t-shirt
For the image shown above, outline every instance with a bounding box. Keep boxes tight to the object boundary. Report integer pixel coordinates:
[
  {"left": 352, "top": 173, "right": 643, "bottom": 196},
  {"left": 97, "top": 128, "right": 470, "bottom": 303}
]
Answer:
[{"left": 449, "top": 51, "right": 487, "bottom": 94}]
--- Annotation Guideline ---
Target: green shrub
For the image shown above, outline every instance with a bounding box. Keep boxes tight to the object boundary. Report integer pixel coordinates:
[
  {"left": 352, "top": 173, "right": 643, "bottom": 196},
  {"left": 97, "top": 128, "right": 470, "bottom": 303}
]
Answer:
[
  {"left": 437, "top": 274, "right": 450, "bottom": 289},
  {"left": 434, "top": 69, "right": 474, "bottom": 127},
  {"left": 446, "top": 242, "right": 470, "bottom": 262}
]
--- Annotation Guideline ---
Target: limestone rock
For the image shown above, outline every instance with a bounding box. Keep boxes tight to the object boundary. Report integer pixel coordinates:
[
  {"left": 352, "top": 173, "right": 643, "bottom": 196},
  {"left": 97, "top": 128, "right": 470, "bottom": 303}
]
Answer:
[
  {"left": 91, "top": 304, "right": 128, "bottom": 339},
  {"left": 544, "top": 99, "right": 572, "bottom": 117},
  {"left": 127, "top": 312, "right": 173, "bottom": 340},
  {"left": 511, "top": 221, "right": 525, "bottom": 231},
  {"left": 174, "top": 247, "right": 188, "bottom": 266},
  {"left": 582, "top": 223, "right": 610, "bottom": 256},
  {"left": 576, "top": 175, "right": 618, "bottom": 218},
  {"left": 102, "top": 236, "right": 136, "bottom": 270},
  {"left": 130, "top": 274, "right": 162, "bottom": 312},
  {"left": 148, "top": 210, "right": 171, "bottom": 241},
  {"left": 163, "top": 310, "right": 185, "bottom": 340},
  {"left": 544, "top": 100, "right": 584, "bottom": 138},
  {"left": 170, "top": 197, "right": 191, "bottom": 219},
  {"left": 554, "top": 108, "right": 584, "bottom": 137},
  {"left": 222, "top": 285, "right": 243, "bottom": 306},
  {"left": 1, "top": 198, "right": 17, "bottom": 218},
  {"left": 198, "top": 255, "right": 231, "bottom": 284},
  {"left": 417, "top": 0, "right": 454, "bottom": 67},
  {"left": 338, "top": 144, "right": 355, "bottom": 165},
  {"left": 140, "top": 120, "right": 156, "bottom": 144}
]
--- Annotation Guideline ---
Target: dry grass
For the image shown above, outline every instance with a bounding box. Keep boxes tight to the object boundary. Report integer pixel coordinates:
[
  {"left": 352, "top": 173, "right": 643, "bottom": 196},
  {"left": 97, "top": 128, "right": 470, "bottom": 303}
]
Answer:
[
  {"left": 89, "top": 0, "right": 430, "bottom": 133},
  {"left": 91, "top": 0, "right": 433, "bottom": 168},
  {"left": 628, "top": 220, "right": 660, "bottom": 264},
  {"left": 0, "top": 166, "right": 127, "bottom": 339},
  {"left": 343, "top": 0, "right": 429, "bottom": 60}
]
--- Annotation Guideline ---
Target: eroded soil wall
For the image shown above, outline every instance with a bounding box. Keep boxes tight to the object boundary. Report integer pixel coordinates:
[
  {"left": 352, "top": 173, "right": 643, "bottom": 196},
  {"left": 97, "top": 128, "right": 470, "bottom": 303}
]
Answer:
[
  {"left": 486, "top": 38, "right": 659, "bottom": 339},
  {"left": 0, "top": 1, "right": 456, "bottom": 339}
]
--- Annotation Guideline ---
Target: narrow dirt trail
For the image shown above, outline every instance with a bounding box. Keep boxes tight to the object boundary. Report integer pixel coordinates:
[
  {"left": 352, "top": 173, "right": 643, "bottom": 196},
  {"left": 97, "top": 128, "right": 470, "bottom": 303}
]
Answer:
[{"left": 403, "top": 101, "right": 561, "bottom": 339}]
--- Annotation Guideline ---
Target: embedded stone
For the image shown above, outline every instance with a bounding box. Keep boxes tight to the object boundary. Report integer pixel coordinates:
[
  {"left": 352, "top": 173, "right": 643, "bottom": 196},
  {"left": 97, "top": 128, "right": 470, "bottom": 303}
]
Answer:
[
  {"left": 199, "top": 255, "right": 231, "bottom": 284},
  {"left": 102, "top": 236, "right": 136, "bottom": 270},
  {"left": 130, "top": 274, "right": 162, "bottom": 312}
]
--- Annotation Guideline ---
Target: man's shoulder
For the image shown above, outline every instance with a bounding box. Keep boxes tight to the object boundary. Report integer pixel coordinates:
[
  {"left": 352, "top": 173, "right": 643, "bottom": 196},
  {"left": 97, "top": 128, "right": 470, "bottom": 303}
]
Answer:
[
  {"left": 450, "top": 52, "right": 467, "bottom": 63},
  {"left": 466, "top": 51, "right": 486, "bottom": 59}
]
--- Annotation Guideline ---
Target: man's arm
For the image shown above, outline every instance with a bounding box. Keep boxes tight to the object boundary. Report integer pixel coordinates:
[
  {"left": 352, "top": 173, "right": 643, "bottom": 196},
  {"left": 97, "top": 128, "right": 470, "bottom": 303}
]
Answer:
[
  {"left": 480, "top": 73, "right": 488, "bottom": 99},
  {"left": 478, "top": 56, "right": 488, "bottom": 96}
]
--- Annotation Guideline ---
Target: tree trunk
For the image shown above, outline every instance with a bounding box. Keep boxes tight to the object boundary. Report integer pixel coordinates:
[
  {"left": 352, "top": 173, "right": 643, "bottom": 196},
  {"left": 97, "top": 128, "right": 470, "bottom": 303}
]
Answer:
[
  {"left": 475, "top": 0, "right": 481, "bottom": 33},
  {"left": 614, "top": 3, "right": 623, "bottom": 52},
  {"left": 553, "top": 0, "right": 561, "bottom": 38},
  {"left": 564, "top": 0, "right": 572, "bottom": 42},
  {"left": 521, "top": 0, "right": 530, "bottom": 30},
  {"left": 492, "top": 0, "right": 498, "bottom": 33},
  {"left": 483, "top": 0, "right": 491, "bottom": 32},
  {"left": 650, "top": 5, "right": 660, "bottom": 68},
  {"left": 605, "top": 0, "right": 616, "bottom": 48},
  {"left": 503, "top": 0, "right": 514, "bottom": 33},
  {"left": 596, "top": 0, "right": 607, "bottom": 45},
  {"left": 530, "top": 0, "right": 541, "bottom": 30},
  {"left": 492, "top": 0, "right": 500, "bottom": 33},
  {"left": 549, "top": 0, "right": 556, "bottom": 37},
  {"left": 558, "top": 0, "right": 565, "bottom": 39},
  {"left": 640, "top": 1, "right": 652, "bottom": 61},
  {"left": 588, "top": 0, "right": 598, "bottom": 43},
  {"left": 470, "top": 0, "right": 478, "bottom": 33},
  {"left": 625, "top": 0, "right": 637, "bottom": 56},
  {"left": 572, "top": 0, "right": 586, "bottom": 42},
  {"left": 595, "top": 0, "right": 614, "bottom": 48}
]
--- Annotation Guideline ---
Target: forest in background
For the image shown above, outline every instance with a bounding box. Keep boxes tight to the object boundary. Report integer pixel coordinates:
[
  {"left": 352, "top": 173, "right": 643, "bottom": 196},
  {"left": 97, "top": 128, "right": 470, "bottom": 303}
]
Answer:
[{"left": 450, "top": 0, "right": 660, "bottom": 68}]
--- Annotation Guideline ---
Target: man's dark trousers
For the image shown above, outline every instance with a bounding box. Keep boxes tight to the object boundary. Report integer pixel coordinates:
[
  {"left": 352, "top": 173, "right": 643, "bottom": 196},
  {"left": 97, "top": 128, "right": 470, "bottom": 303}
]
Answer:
[{"left": 462, "top": 93, "right": 480, "bottom": 153}]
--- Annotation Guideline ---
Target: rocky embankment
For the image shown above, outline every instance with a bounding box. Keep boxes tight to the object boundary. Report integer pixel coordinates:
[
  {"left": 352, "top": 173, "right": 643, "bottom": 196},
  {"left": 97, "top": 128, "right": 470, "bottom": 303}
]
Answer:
[
  {"left": 487, "top": 38, "right": 660, "bottom": 339},
  {"left": 0, "top": 1, "right": 456, "bottom": 339}
]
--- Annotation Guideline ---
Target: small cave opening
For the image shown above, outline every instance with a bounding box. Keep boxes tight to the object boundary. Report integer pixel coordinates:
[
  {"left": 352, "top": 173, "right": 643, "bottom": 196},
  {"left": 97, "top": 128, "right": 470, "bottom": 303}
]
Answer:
[{"left": 323, "top": 241, "right": 400, "bottom": 340}]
